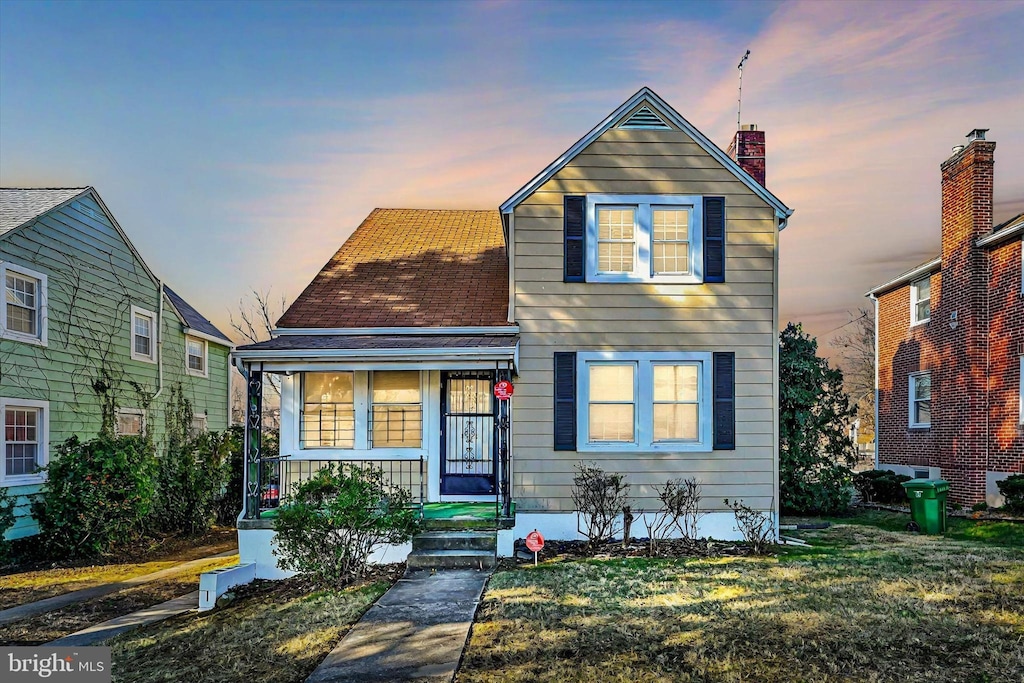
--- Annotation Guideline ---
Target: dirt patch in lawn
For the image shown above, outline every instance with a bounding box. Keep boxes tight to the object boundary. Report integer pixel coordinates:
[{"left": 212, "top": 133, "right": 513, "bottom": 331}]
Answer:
[
  {"left": 460, "top": 524, "right": 1024, "bottom": 683},
  {"left": 110, "top": 563, "right": 404, "bottom": 683},
  {"left": 0, "top": 555, "right": 238, "bottom": 645},
  {"left": 0, "top": 527, "right": 237, "bottom": 610}
]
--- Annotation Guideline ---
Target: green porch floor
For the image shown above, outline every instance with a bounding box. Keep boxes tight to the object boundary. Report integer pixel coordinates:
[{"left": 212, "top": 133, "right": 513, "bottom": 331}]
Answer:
[{"left": 258, "top": 501, "right": 515, "bottom": 521}]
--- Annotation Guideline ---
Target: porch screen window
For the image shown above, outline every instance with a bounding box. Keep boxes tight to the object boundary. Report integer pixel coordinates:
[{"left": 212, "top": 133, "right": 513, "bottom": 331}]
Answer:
[
  {"left": 5, "top": 407, "right": 39, "bottom": 477},
  {"left": 302, "top": 372, "right": 355, "bottom": 448},
  {"left": 588, "top": 364, "right": 636, "bottom": 443},
  {"left": 653, "top": 364, "right": 700, "bottom": 441},
  {"left": 370, "top": 371, "right": 422, "bottom": 448}
]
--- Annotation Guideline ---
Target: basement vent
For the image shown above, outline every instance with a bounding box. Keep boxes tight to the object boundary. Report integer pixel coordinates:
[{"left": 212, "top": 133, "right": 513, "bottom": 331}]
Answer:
[
  {"left": 619, "top": 106, "right": 672, "bottom": 130},
  {"left": 914, "top": 469, "right": 930, "bottom": 479}
]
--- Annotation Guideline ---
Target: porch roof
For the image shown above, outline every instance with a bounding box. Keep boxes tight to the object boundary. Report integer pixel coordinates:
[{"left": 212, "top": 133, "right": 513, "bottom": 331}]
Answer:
[{"left": 233, "top": 333, "right": 518, "bottom": 365}]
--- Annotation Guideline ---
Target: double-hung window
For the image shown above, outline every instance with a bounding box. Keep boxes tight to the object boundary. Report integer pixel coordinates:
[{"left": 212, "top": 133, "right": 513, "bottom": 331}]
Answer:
[
  {"left": 909, "top": 372, "right": 931, "bottom": 428},
  {"left": 131, "top": 306, "right": 156, "bottom": 362},
  {"left": 910, "top": 276, "right": 931, "bottom": 325},
  {"left": 1, "top": 262, "right": 47, "bottom": 345},
  {"left": 1, "top": 398, "right": 49, "bottom": 485},
  {"left": 578, "top": 352, "right": 712, "bottom": 451},
  {"left": 186, "top": 336, "right": 207, "bottom": 377},
  {"left": 300, "top": 371, "right": 423, "bottom": 450},
  {"left": 586, "top": 195, "right": 702, "bottom": 283}
]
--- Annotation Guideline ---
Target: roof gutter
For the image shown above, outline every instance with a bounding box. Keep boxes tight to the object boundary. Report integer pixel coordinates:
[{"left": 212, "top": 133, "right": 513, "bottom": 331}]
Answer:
[
  {"left": 232, "top": 345, "right": 517, "bottom": 363},
  {"left": 865, "top": 257, "right": 941, "bottom": 298},
  {"left": 185, "top": 327, "right": 236, "bottom": 348},
  {"left": 976, "top": 221, "right": 1023, "bottom": 247},
  {"left": 271, "top": 325, "right": 520, "bottom": 337}
]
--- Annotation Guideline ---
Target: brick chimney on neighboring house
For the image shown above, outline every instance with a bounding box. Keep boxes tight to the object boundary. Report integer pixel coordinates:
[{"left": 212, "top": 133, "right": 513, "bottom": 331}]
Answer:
[
  {"left": 935, "top": 129, "right": 996, "bottom": 501},
  {"left": 727, "top": 124, "right": 766, "bottom": 186}
]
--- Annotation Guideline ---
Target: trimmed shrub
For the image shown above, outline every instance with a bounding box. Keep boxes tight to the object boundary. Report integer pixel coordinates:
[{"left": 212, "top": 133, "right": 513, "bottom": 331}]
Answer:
[
  {"left": 853, "top": 469, "right": 912, "bottom": 504},
  {"left": 724, "top": 498, "right": 775, "bottom": 554},
  {"left": 0, "top": 489, "right": 16, "bottom": 562},
  {"left": 996, "top": 474, "right": 1024, "bottom": 513},
  {"left": 273, "top": 464, "right": 419, "bottom": 587},
  {"left": 571, "top": 463, "right": 630, "bottom": 546},
  {"left": 32, "top": 435, "right": 157, "bottom": 558}
]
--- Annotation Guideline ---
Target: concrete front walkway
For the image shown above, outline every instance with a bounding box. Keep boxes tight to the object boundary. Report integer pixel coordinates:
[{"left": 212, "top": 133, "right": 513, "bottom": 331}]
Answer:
[
  {"left": 0, "top": 550, "right": 236, "bottom": 627},
  {"left": 46, "top": 591, "right": 200, "bottom": 646},
  {"left": 305, "top": 569, "right": 491, "bottom": 683}
]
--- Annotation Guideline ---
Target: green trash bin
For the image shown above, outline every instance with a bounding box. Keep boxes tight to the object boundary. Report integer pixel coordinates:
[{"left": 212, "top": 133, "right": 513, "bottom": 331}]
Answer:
[{"left": 902, "top": 479, "right": 950, "bottom": 534}]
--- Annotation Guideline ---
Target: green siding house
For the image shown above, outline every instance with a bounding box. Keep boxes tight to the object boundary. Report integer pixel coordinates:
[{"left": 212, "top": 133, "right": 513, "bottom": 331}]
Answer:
[{"left": 1, "top": 187, "right": 233, "bottom": 539}]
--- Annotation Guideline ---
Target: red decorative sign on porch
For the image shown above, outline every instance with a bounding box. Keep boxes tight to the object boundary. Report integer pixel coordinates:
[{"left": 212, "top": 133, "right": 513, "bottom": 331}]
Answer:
[
  {"left": 525, "top": 529, "right": 544, "bottom": 552},
  {"left": 494, "top": 380, "right": 514, "bottom": 400}
]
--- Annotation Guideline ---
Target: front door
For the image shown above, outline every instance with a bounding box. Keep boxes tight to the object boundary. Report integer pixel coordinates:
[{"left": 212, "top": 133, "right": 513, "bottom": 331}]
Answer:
[{"left": 440, "top": 372, "right": 496, "bottom": 495}]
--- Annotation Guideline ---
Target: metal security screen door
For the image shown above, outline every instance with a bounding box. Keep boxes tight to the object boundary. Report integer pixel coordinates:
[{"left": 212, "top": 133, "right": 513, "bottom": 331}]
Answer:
[{"left": 441, "top": 372, "right": 496, "bottom": 495}]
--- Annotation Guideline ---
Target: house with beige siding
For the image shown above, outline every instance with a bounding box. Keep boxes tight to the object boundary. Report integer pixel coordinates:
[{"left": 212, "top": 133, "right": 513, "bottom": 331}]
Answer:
[
  {"left": 232, "top": 88, "right": 791, "bottom": 576},
  {"left": 1, "top": 187, "right": 233, "bottom": 539}
]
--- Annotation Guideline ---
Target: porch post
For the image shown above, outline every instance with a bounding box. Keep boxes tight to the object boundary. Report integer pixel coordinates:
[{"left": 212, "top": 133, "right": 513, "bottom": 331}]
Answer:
[
  {"left": 244, "top": 364, "right": 264, "bottom": 519},
  {"left": 496, "top": 366, "right": 512, "bottom": 517}
]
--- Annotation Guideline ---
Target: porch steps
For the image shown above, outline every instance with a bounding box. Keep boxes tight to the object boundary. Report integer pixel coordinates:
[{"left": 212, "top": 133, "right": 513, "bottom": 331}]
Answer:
[{"left": 407, "top": 531, "right": 497, "bottom": 570}]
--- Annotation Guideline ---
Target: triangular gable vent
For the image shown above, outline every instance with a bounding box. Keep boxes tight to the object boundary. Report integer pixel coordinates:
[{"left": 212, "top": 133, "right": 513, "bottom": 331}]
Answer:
[{"left": 618, "top": 105, "right": 672, "bottom": 130}]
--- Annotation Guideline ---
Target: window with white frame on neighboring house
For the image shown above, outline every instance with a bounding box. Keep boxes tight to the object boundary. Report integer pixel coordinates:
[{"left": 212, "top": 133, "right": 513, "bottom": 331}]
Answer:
[
  {"left": 586, "top": 195, "right": 703, "bottom": 283},
  {"left": 577, "top": 352, "right": 712, "bottom": 451},
  {"left": 909, "top": 372, "right": 931, "bottom": 428},
  {"left": 910, "top": 276, "right": 931, "bottom": 325},
  {"left": 1, "top": 262, "right": 47, "bottom": 345},
  {"left": 115, "top": 408, "right": 145, "bottom": 436},
  {"left": 186, "top": 336, "right": 207, "bottom": 377},
  {"left": 191, "top": 415, "right": 208, "bottom": 434},
  {"left": 1, "top": 398, "right": 49, "bottom": 484},
  {"left": 300, "top": 371, "right": 423, "bottom": 450},
  {"left": 130, "top": 306, "right": 156, "bottom": 362}
]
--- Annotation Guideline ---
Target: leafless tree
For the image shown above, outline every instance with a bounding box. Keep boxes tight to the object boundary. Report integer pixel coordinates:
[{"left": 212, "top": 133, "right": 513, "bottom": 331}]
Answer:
[
  {"left": 229, "top": 289, "right": 289, "bottom": 423},
  {"left": 831, "top": 307, "right": 875, "bottom": 436}
]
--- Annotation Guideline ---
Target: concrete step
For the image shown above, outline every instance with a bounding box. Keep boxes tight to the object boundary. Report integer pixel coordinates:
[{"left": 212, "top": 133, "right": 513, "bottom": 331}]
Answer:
[
  {"left": 406, "top": 549, "right": 497, "bottom": 570},
  {"left": 413, "top": 531, "right": 497, "bottom": 552}
]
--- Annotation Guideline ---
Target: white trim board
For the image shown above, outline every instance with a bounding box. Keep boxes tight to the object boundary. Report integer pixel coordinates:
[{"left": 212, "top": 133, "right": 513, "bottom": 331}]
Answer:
[{"left": 498, "top": 87, "right": 793, "bottom": 226}]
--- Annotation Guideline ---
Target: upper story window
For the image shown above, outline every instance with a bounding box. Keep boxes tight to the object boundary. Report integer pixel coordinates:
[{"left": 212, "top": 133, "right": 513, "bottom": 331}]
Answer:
[
  {"left": 131, "top": 306, "right": 156, "bottom": 363},
  {"left": 909, "top": 372, "right": 931, "bottom": 428},
  {"left": 585, "top": 195, "right": 703, "bottom": 283},
  {"left": 186, "top": 336, "right": 208, "bottom": 377},
  {"left": 1, "top": 262, "right": 47, "bottom": 346},
  {"left": 910, "top": 276, "right": 931, "bottom": 325},
  {"left": 577, "top": 351, "right": 712, "bottom": 452},
  {"left": 1, "top": 398, "right": 49, "bottom": 485}
]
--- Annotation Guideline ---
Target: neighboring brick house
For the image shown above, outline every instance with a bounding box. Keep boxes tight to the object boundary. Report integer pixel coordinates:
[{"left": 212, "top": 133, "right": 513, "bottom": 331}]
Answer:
[{"left": 868, "top": 130, "right": 1023, "bottom": 506}]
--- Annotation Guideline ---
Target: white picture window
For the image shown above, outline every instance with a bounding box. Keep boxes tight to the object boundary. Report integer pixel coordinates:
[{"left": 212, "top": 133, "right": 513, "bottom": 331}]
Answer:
[
  {"left": 131, "top": 306, "right": 156, "bottom": 363},
  {"left": 909, "top": 372, "right": 931, "bottom": 428},
  {"left": 577, "top": 352, "right": 712, "bottom": 452},
  {"left": 370, "top": 371, "right": 422, "bottom": 448},
  {"left": 586, "top": 195, "right": 703, "bottom": 283},
  {"left": 186, "top": 336, "right": 207, "bottom": 377},
  {"left": 910, "top": 276, "right": 931, "bottom": 325},
  {"left": 0, "top": 262, "right": 47, "bottom": 346},
  {"left": 1, "top": 398, "right": 49, "bottom": 485},
  {"left": 116, "top": 408, "right": 146, "bottom": 436}
]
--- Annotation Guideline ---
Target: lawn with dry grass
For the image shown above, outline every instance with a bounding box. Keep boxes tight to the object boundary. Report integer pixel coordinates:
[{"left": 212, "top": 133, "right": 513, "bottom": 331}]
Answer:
[
  {"left": 0, "top": 527, "right": 237, "bottom": 609},
  {"left": 108, "top": 571, "right": 399, "bottom": 683},
  {"left": 458, "top": 520, "right": 1024, "bottom": 682}
]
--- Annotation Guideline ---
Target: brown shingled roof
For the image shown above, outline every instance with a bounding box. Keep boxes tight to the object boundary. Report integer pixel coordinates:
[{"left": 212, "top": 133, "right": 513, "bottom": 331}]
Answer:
[{"left": 277, "top": 209, "right": 509, "bottom": 329}]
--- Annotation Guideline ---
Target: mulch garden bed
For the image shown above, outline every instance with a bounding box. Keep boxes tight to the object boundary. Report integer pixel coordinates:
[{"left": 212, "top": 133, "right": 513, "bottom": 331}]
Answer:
[{"left": 506, "top": 537, "right": 758, "bottom": 568}]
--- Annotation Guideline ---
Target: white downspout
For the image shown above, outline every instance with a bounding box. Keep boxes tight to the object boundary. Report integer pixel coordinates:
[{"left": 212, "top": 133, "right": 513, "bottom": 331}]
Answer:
[
  {"left": 871, "top": 293, "right": 879, "bottom": 470},
  {"left": 153, "top": 281, "right": 164, "bottom": 400}
]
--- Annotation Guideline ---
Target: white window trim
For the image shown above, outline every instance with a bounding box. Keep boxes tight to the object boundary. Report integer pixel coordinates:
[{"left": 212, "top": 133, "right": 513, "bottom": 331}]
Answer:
[
  {"left": 908, "top": 371, "right": 931, "bottom": 429},
  {"left": 910, "top": 276, "right": 931, "bottom": 326},
  {"left": 130, "top": 305, "right": 157, "bottom": 363},
  {"left": 576, "top": 351, "right": 713, "bottom": 452},
  {"left": 115, "top": 407, "right": 147, "bottom": 437},
  {"left": 192, "top": 414, "right": 208, "bottom": 434},
  {"left": 0, "top": 262, "right": 48, "bottom": 347},
  {"left": 585, "top": 194, "right": 704, "bottom": 284},
  {"left": 185, "top": 335, "right": 209, "bottom": 378},
  {"left": 0, "top": 397, "right": 49, "bottom": 486},
  {"left": 295, "top": 370, "right": 426, "bottom": 459}
]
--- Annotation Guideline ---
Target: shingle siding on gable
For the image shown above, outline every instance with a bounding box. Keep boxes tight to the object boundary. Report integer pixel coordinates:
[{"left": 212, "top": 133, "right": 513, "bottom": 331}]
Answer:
[
  {"left": 0, "top": 195, "right": 230, "bottom": 539},
  {"left": 511, "top": 124, "right": 779, "bottom": 513}
]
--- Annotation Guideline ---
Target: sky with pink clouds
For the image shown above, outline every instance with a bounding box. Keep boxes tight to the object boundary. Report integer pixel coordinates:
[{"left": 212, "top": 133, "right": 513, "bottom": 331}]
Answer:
[{"left": 2, "top": 0, "right": 1022, "bottom": 350}]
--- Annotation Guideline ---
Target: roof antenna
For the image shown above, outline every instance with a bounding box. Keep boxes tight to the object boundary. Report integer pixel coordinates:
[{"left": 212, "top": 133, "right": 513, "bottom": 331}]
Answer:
[{"left": 737, "top": 49, "right": 750, "bottom": 131}]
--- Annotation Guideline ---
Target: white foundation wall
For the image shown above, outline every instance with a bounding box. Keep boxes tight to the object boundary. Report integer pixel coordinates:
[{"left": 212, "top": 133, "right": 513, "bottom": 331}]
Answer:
[{"left": 512, "top": 511, "right": 772, "bottom": 544}]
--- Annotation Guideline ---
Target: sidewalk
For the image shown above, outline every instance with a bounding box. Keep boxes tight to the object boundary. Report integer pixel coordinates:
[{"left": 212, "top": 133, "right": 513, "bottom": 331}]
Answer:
[
  {"left": 0, "top": 550, "right": 236, "bottom": 627},
  {"left": 47, "top": 591, "right": 201, "bottom": 646},
  {"left": 305, "top": 569, "right": 491, "bottom": 683}
]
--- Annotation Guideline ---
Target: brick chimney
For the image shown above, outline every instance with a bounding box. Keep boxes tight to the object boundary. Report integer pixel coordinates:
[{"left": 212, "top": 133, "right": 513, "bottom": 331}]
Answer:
[
  {"left": 727, "top": 124, "right": 766, "bottom": 186},
  {"left": 934, "top": 129, "right": 996, "bottom": 502}
]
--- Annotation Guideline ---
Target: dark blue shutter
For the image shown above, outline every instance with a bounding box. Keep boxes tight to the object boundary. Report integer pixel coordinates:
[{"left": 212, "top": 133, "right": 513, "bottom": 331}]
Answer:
[
  {"left": 713, "top": 352, "right": 736, "bottom": 450},
  {"left": 704, "top": 196, "right": 726, "bottom": 283},
  {"left": 553, "top": 352, "right": 577, "bottom": 450},
  {"left": 564, "top": 196, "right": 585, "bottom": 282}
]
